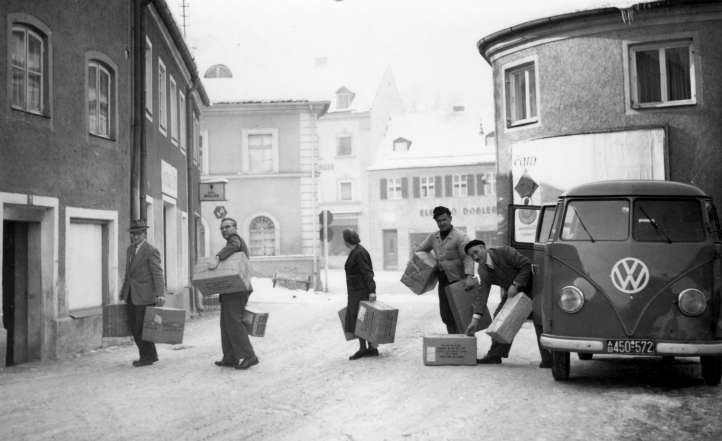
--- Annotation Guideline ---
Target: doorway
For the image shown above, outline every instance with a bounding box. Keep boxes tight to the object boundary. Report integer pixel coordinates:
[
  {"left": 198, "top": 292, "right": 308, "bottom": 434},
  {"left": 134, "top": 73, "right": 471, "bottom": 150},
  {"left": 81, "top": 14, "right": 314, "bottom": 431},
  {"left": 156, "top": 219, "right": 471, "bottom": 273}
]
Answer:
[
  {"left": 2, "top": 220, "right": 41, "bottom": 366},
  {"left": 382, "top": 229, "right": 398, "bottom": 270}
]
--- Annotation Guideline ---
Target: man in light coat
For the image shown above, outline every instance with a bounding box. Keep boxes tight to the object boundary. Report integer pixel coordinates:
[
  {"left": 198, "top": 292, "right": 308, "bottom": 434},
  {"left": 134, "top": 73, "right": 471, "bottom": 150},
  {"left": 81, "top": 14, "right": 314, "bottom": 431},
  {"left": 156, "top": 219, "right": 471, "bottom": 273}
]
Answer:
[
  {"left": 416, "top": 206, "right": 475, "bottom": 333},
  {"left": 120, "top": 219, "right": 165, "bottom": 367}
]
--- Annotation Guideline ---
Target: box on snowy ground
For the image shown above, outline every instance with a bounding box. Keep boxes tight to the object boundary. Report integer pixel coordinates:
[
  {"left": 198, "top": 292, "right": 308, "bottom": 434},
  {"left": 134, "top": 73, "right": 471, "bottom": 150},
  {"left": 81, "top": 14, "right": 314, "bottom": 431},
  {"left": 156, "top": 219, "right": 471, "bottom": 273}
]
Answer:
[
  {"left": 141, "top": 307, "right": 185, "bottom": 344},
  {"left": 354, "top": 301, "right": 398, "bottom": 345},
  {"left": 338, "top": 307, "right": 356, "bottom": 341},
  {"left": 400, "top": 251, "right": 438, "bottom": 295},
  {"left": 242, "top": 308, "right": 268, "bottom": 337},
  {"left": 485, "top": 293, "right": 533, "bottom": 344},
  {"left": 191, "top": 252, "right": 252, "bottom": 296},
  {"left": 423, "top": 334, "right": 477, "bottom": 366},
  {"left": 103, "top": 303, "right": 131, "bottom": 337},
  {"left": 445, "top": 280, "right": 491, "bottom": 332}
]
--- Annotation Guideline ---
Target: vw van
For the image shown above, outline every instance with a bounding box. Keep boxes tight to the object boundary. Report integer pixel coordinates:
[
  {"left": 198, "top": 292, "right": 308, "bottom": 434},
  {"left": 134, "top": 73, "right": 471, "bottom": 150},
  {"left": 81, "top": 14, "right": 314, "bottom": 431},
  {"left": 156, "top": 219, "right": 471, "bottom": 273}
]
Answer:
[{"left": 511, "top": 180, "right": 722, "bottom": 385}]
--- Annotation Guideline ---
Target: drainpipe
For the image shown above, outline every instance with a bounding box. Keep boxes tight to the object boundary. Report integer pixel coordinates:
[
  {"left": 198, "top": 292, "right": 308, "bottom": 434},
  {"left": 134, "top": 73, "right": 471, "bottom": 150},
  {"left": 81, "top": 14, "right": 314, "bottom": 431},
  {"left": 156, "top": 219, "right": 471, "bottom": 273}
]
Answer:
[
  {"left": 186, "top": 83, "right": 196, "bottom": 314},
  {"left": 132, "top": 0, "right": 149, "bottom": 221}
]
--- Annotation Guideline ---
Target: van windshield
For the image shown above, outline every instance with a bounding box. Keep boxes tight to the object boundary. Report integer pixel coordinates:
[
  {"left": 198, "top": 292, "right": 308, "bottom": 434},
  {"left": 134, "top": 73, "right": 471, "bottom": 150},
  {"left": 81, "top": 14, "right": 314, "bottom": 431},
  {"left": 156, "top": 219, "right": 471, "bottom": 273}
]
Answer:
[
  {"left": 633, "top": 199, "right": 705, "bottom": 242},
  {"left": 561, "top": 200, "right": 629, "bottom": 241}
]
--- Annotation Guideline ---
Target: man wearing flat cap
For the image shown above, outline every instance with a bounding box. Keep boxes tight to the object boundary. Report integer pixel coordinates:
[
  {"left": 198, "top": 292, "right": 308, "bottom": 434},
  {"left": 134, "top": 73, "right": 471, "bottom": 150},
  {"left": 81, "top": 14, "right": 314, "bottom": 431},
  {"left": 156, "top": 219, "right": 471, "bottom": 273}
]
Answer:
[
  {"left": 464, "top": 239, "right": 551, "bottom": 367},
  {"left": 416, "top": 206, "right": 475, "bottom": 333},
  {"left": 120, "top": 219, "right": 165, "bottom": 367}
]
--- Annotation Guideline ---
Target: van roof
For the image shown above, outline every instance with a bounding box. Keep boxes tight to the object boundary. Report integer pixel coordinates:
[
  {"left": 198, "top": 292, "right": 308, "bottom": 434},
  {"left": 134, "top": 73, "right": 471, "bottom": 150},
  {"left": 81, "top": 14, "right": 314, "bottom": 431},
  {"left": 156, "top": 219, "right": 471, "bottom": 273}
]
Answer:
[{"left": 562, "top": 180, "right": 708, "bottom": 198}]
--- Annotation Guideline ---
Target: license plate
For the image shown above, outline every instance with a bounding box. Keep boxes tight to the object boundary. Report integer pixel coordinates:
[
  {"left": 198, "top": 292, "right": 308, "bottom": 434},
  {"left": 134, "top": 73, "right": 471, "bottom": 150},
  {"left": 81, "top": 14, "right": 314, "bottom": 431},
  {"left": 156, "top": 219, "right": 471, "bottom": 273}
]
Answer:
[{"left": 605, "top": 339, "right": 655, "bottom": 354}]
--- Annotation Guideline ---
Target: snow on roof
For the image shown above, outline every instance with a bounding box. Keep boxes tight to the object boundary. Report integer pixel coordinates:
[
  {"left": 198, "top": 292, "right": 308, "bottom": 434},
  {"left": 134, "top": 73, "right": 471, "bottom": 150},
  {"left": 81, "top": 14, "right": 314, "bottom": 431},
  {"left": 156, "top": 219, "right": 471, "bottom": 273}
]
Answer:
[{"left": 369, "top": 109, "right": 496, "bottom": 171}]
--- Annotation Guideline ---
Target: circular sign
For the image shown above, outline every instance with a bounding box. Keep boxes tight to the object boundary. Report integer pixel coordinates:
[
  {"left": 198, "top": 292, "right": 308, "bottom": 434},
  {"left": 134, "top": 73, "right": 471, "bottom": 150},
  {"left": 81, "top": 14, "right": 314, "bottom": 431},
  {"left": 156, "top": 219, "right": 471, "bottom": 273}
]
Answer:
[
  {"left": 610, "top": 257, "right": 650, "bottom": 294},
  {"left": 213, "top": 206, "right": 227, "bottom": 219}
]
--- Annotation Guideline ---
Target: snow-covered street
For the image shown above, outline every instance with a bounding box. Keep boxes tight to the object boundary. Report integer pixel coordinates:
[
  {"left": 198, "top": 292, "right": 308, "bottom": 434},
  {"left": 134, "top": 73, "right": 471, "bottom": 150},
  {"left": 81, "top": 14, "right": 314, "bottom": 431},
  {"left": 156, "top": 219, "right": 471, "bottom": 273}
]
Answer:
[{"left": 1, "top": 270, "right": 720, "bottom": 441}]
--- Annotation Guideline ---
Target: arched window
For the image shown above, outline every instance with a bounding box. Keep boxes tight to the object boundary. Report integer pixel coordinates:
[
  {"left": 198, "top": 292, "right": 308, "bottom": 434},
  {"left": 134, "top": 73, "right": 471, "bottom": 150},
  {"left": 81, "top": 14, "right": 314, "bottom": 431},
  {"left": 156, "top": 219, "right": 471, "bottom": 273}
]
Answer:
[
  {"left": 87, "top": 60, "right": 114, "bottom": 138},
  {"left": 249, "top": 216, "right": 275, "bottom": 256},
  {"left": 11, "top": 24, "right": 46, "bottom": 114}
]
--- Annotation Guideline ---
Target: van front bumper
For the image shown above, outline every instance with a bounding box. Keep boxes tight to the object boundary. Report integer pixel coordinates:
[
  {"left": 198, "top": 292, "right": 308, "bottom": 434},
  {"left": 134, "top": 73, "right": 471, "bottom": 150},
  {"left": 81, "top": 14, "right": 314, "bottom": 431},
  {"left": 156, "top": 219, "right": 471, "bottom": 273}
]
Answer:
[{"left": 540, "top": 335, "right": 722, "bottom": 356}]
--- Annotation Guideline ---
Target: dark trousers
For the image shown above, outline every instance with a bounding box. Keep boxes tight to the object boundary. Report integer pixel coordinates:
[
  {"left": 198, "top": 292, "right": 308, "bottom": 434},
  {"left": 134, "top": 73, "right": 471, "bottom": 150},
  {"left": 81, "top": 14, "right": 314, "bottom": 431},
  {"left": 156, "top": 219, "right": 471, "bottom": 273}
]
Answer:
[
  {"left": 437, "top": 271, "right": 458, "bottom": 334},
  {"left": 219, "top": 292, "right": 255, "bottom": 362},
  {"left": 126, "top": 299, "right": 158, "bottom": 362},
  {"left": 487, "top": 294, "right": 551, "bottom": 364}
]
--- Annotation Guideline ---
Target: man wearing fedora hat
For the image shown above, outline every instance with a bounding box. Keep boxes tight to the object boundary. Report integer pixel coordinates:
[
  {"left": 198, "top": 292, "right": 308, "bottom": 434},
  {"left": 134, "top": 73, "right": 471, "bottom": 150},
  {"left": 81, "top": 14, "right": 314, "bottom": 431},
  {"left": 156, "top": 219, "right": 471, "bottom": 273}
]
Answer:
[{"left": 120, "top": 219, "right": 165, "bottom": 367}]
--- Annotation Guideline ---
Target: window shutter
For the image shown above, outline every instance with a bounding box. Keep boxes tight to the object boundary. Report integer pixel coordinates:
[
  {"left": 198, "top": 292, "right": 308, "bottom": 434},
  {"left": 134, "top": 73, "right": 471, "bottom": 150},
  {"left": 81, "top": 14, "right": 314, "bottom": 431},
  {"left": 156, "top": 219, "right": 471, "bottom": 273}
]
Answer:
[
  {"left": 413, "top": 177, "right": 420, "bottom": 198},
  {"left": 445, "top": 175, "right": 453, "bottom": 197},
  {"left": 435, "top": 176, "right": 443, "bottom": 197},
  {"left": 380, "top": 178, "right": 387, "bottom": 200},
  {"left": 466, "top": 174, "right": 475, "bottom": 196},
  {"left": 401, "top": 177, "right": 409, "bottom": 199},
  {"left": 477, "top": 174, "right": 486, "bottom": 196}
]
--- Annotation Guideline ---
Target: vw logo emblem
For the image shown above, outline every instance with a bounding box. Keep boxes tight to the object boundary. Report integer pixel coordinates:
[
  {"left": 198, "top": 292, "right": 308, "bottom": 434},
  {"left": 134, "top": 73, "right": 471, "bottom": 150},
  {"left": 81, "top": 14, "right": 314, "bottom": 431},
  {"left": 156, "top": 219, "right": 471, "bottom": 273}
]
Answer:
[{"left": 610, "top": 257, "right": 650, "bottom": 294}]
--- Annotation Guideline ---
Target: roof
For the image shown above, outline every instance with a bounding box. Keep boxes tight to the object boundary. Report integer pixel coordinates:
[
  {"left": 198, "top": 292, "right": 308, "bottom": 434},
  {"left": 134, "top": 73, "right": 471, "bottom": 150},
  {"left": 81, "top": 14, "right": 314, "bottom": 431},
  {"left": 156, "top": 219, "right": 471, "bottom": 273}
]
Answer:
[
  {"left": 204, "top": 99, "right": 330, "bottom": 117},
  {"left": 562, "top": 180, "right": 708, "bottom": 198},
  {"left": 368, "top": 109, "right": 495, "bottom": 171}
]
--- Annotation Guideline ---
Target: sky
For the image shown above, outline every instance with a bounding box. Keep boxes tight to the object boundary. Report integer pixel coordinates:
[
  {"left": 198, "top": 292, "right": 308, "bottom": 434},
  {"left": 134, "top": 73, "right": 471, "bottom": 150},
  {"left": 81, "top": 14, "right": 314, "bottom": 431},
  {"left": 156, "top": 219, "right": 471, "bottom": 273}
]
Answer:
[{"left": 168, "top": 0, "right": 650, "bottom": 129}]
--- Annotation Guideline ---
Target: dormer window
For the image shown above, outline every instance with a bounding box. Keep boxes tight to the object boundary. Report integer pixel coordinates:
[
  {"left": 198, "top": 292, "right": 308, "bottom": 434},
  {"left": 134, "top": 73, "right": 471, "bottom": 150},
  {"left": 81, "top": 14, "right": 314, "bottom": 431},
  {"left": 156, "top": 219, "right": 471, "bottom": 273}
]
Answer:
[
  {"left": 393, "top": 137, "right": 411, "bottom": 152},
  {"left": 336, "top": 86, "right": 354, "bottom": 109}
]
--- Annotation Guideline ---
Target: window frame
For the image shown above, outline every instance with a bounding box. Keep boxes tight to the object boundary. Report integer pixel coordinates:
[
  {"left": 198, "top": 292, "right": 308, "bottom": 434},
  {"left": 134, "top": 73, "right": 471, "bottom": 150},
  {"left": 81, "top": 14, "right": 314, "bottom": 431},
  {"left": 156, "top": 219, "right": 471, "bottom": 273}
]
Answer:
[
  {"left": 241, "top": 128, "right": 279, "bottom": 173},
  {"left": 338, "top": 180, "right": 353, "bottom": 201},
  {"left": 10, "top": 24, "right": 45, "bottom": 115},
  {"left": 628, "top": 39, "right": 696, "bottom": 109},
  {"left": 179, "top": 90, "right": 186, "bottom": 153},
  {"left": 192, "top": 114, "right": 201, "bottom": 167},
  {"left": 169, "top": 75, "right": 178, "bottom": 144},
  {"left": 144, "top": 36, "right": 153, "bottom": 119},
  {"left": 387, "top": 177, "right": 402, "bottom": 200},
  {"left": 87, "top": 60, "right": 114, "bottom": 139},
  {"left": 336, "top": 135, "right": 353, "bottom": 157},
  {"left": 247, "top": 214, "right": 278, "bottom": 257},
  {"left": 420, "top": 176, "right": 435, "bottom": 199},
  {"left": 560, "top": 199, "right": 630, "bottom": 242},
  {"left": 502, "top": 56, "right": 539, "bottom": 130},
  {"left": 452, "top": 174, "right": 468, "bottom": 197},
  {"left": 158, "top": 58, "right": 167, "bottom": 135}
]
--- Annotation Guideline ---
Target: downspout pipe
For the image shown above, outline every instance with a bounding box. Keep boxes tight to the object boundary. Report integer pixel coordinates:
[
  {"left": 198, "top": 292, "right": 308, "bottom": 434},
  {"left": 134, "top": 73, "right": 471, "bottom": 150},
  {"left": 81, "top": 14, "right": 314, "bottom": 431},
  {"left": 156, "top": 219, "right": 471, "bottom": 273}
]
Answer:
[{"left": 132, "top": 0, "right": 150, "bottom": 221}]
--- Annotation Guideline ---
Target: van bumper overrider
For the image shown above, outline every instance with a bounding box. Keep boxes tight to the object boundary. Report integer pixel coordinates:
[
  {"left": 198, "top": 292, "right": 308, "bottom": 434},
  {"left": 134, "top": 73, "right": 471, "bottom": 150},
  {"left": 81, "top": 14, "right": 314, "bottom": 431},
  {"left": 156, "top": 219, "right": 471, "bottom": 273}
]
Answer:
[{"left": 540, "top": 335, "right": 722, "bottom": 355}]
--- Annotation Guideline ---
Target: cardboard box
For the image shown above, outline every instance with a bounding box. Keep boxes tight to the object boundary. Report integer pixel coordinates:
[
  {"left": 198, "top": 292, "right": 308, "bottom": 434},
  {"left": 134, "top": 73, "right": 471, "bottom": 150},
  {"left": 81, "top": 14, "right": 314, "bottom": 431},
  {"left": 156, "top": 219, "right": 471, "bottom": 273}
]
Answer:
[
  {"left": 338, "top": 307, "right": 356, "bottom": 341},
  {"left": 103, "top": 303, "right": 131, "bottom": 337},
  {"left": 400, "top": 251, "right": 438, "bottom": 295},
  {"left": 485, "top": 293, "right": 533, "bottom": 344},
  {"left": 445, "top": 280, "right": 492, "bottom": 332},
  {"left": 192, "top": 252, "right": 252, "bottom": 296},
  {"left": 141, "top": 307, "right": 185, "bottom": 344},
  {"left": 242, "top": 308, "right": 268, "bottom": 337},
  {"left": 423, "top": 334, "right": 477, "bottom": 366},
  {"left": 354, "top": 301, "right": 398, "bottom": 345}
]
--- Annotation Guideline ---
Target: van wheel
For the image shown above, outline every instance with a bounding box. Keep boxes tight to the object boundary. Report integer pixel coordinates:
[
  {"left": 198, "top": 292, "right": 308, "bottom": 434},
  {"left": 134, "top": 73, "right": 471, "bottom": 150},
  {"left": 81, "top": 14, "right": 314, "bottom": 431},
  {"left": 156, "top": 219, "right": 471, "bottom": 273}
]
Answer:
[
  {"left": 552, "top": 351, "right": 570, "bottom": 381},
  {"left": 701, "top": 356, "right": 721, "bottom": 386},
  {"left": 577, "top": 353, "right": 593, "bottom": 360}
]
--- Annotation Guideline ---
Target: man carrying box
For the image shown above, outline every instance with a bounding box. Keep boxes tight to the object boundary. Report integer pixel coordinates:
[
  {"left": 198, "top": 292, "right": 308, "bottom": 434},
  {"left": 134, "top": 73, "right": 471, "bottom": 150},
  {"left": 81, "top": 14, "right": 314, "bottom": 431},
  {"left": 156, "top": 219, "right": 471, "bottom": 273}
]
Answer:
[
  {"left": 463, "top": 240, "right": 551, "bottom": 368},
  {"left": 208, "top": 217, "right": 258, "bottom": 370},
  {"left": 416, "top": 206, "right": 476, "bottom": 333}
]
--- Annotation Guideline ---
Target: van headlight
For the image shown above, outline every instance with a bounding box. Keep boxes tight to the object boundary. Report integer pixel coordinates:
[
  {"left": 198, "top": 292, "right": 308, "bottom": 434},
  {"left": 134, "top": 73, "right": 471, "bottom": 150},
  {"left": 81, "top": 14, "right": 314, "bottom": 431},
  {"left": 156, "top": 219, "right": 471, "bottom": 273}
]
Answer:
[
  {"left": 559, "top": 286, "right": 584, "bottom": 313},
  {"left": 677, "top": 288, "right": 706, "bottom": 316}
]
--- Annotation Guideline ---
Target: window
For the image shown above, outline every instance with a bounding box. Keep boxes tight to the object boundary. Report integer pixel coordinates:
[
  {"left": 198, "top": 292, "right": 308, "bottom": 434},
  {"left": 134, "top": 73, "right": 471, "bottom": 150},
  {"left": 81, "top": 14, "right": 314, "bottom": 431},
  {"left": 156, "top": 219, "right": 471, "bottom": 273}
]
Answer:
[
  {"left": 249, "top": 216, "right": 275, "bottom": 256},
  {"left": 387, "top": 178, "right": 402, "bottom": 200},
  {"left": 420, "top": 176, "right": 435, "bottom": 198},
  {"left": 504, "top": 61, "right": 537, "bottom": 128},
  {"left": 452, "top": 175, "right": 468, "bottom": 197},
  {"left": 630, "top": 40, "right": 695, "bottom": 108},
  {"left": 169, "top": 76, "right": 178, "bottom": 143},
  {"left": 393, "top": 137, "right": 411, "bottom": 152},
  {"left": 242, "top": 129, "right": 278, "bottom": 173},
  {"left": 87, "top": 61, "right": 113, "bottom": 138},
  {"left": 561, "top": 200, "right": 629, "bottom": 241},
  {"left": 633, "top": 199, "right": 704, "bottom": 242},
  {"left": 192, "top": 115, "right": 201, "bottom": 166},
  {"left": 706, "top": 201, "right": 722, "bottom": 242},
  {"left": 339, "top": 181, "right": 353, "bottom": 201},
  {"left": 336, "top": 136, "right": 352, "bottom": 156},
  {"left": 179, "top": 92, "right": 186, "bottom": 153},
  {"left": 11, "top": 25, "right": 44, "bottom": 114},
  {"left": 158, "top": 59, "right": 167, "bottom": 134},
  {"left": 144, "top": 37, "right": 152, "bottom": 118}
]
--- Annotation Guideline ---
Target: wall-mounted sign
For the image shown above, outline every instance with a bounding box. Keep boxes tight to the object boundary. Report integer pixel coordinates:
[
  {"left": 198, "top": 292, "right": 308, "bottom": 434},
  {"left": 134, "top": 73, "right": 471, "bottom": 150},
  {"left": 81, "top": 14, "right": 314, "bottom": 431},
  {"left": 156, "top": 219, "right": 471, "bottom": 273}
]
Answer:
[
  {"left": 161, "top": 160, "right": 178, "bottom": 199},
  {"left": 213, "top": 206, "right": 227, "bottom": 219},
  {"left": 200, "top": 182, "right": 226, "bottom": 201}
]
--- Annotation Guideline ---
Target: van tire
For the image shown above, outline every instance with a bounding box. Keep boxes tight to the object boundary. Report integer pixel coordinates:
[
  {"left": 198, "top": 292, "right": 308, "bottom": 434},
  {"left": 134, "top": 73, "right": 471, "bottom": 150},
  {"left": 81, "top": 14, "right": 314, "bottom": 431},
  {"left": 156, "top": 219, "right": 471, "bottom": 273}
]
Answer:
[
  {"left": 577, "top": 353, "right": 593, "bottom": 360},
  {"left": 552, "top": 351, "right": 570, "bottom": 381},
  {"left": 701, "top": 356, "right": 721, "bottom": 386}
]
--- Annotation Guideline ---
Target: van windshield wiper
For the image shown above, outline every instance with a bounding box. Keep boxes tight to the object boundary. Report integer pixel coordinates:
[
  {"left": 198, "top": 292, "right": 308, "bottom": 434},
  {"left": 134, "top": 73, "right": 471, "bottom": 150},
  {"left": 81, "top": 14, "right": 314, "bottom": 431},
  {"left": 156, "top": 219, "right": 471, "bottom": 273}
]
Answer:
[
  {"left": 575, "top": 211, "right": 595, "bottom": 242},
  {"left": 638, "top": 205, "right": 673, "bottom": 243}
]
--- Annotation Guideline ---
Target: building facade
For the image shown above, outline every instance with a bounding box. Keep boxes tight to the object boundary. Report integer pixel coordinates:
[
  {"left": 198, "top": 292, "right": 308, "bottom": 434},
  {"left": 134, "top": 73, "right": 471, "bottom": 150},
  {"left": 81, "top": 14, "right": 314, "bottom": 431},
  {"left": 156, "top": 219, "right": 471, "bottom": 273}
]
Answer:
[
  {"left": 200, "top": 101, "right": 329, "bottom": 279},
  {"left": 0, "top": 0, "right": 207, "bottom": 367},
  {"left": 317, "top": 68, "right": 404, "bottom": 268},
  {"left": 366, "top": 110, "right": 497, "bottom": 270},
  {"left": 477, "top": 0, "right": 722, "bottom": 242}
]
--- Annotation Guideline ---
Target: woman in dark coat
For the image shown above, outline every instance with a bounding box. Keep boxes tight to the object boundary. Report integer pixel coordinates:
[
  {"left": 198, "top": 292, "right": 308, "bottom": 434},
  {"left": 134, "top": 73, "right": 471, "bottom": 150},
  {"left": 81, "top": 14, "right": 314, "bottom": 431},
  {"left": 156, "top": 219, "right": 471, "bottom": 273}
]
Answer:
[{"left": 343, "top": 229, "right": 378, "bottom": 360}]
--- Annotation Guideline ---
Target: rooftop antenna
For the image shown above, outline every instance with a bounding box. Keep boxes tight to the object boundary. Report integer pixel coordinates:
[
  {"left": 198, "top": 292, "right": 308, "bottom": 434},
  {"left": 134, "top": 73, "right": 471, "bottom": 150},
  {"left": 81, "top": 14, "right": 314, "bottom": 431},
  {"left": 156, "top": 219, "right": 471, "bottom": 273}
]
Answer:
[{"left": 179, "top": 0, "right": 189, "bottom": 38}]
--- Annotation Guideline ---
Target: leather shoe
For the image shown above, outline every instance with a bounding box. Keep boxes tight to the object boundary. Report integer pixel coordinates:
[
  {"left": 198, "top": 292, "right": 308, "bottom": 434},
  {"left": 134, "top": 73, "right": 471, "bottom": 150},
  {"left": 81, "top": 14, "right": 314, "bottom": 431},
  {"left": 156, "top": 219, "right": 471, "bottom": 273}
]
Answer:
[
  {"left": 235, "top": 356, "right": 259, "bottom": 370},
  {"left": 349, "top": 349, "right": 367, "bottom": 360},
  {"left": 215, "top": 360, "right": 235, "bottom": 367},
  {"left": 132, "top": 359, "right": 155, "bottom": 367},
  {"left": 476, "top": 355, "right": 502, "bottom": 364},
  {"left": 366, "top": 348, "right": 379, "bottom": 357}
]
